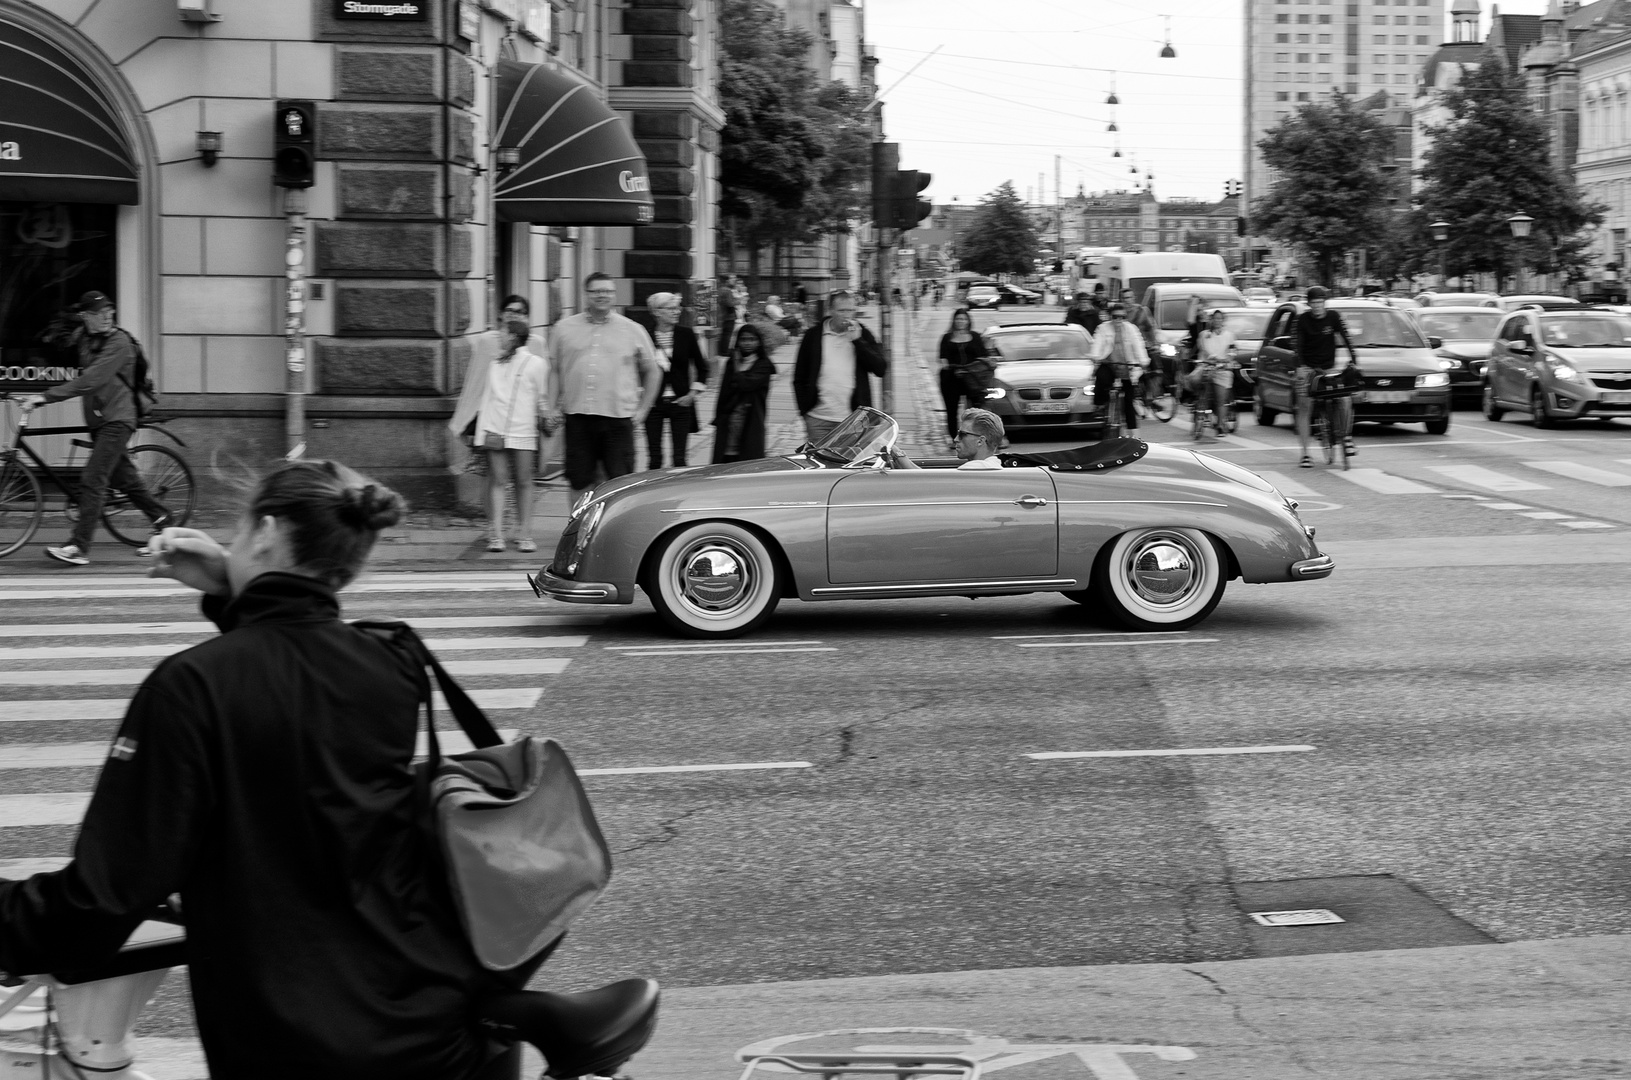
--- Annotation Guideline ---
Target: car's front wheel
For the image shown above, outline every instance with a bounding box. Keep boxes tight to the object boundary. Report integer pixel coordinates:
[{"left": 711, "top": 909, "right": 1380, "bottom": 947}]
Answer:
[
  {"left": 1425, "top": 416, "right": 1450, "bottom": 435},
  {"left": 646, "top": 523, "right": 782, "bottom": 638},
  {"left": 1093, "top": 528, "right": 1227, "bottom": 631},
  {"left": 1254, "top": 396, "right": 1277, "bottom": 426},
  {"left": 1482, "top": 382, "right": 1505, "bottom": 421}
]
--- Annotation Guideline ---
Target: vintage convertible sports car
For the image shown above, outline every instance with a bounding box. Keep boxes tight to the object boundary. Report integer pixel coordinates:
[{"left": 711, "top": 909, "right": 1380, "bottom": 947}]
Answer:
[{"left": 531, "top": 409, "right": 1333, "bottom": 638}]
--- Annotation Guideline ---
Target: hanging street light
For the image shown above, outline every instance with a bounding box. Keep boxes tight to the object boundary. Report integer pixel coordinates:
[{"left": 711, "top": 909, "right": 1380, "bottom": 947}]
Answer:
[
  {"left": 1429, "top": 219, "right": 1450, "bottom": 242},
  {"left": 1107, "top": 121, "right": 1118, "bottom": 132},
  {"left": 1106, "top": 73, "right": 1119, "bottom": 106},
  {"left": 1506, "top": 211, "right": 1534, "bottom": 238},
  {"left": 1160, "top": 16, "right": 1176, "bottom": 57}
]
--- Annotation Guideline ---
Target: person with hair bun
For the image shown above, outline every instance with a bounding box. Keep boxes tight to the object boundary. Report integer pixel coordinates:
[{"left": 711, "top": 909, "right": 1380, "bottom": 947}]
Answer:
[{"left": 0, "top": 459, "right": 542, "bottom": 1080}]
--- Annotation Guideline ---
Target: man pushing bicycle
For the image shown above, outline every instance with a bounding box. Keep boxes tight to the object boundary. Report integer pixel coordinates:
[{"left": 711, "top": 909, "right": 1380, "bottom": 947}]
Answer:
[{"left": 1292, "top": 286, "right": 1359, "bottom": 468}]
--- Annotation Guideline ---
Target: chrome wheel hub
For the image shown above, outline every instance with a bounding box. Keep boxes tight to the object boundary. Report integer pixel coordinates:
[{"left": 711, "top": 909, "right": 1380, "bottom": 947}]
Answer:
[
  {"left": 1125, "top": 534, "right": 1200, "bottom": 606},
  {"left": 678, "top": 541, "right": 754, "bottom": 614}
]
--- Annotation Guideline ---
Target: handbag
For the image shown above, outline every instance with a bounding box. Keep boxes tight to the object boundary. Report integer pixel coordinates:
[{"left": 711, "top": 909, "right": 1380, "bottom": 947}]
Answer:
[
  {"left": 956, "top": 357, "right": 996, "bottom": 398},
  {"left": 1312, "top": 363, "right": 1364, "bottom": 398},
  {"left": 356, "top": 620, "right": 613, "bottom": 971}
]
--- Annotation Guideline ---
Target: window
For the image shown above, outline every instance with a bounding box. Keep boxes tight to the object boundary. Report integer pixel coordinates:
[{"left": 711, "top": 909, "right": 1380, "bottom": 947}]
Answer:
[
  {"left": 1395, "top": 15, "right": 1408, "bottom": 23},
  {"left": 1415, "top": 14, "right": 1428, "bottom": 22},
  {"left": 1277, "top": 13, "right": 1290, "bottom": 21},
  {"left": 1297, "top": 13, "right": 1311, "bottom": 21},
  {"left": 1317, "top": 13, "right": 1331, "bottom": 21},
  {"left": 1395, "top": 54, "right": 1407, "bottom": 63},
  {"left": 1396, "top": 33, "right": 1408, "bottom": 42},
  {"left": 1415, "top": 34, "right": 1428, "bottom": 43},
  {"left": 1318, "top": 52, "right": 1331, "bottom": 61},
  {"left": 1374, "top": 72, "right": 1387, "bottom": 82},
  {"left": 1275, "top": 91, "right": 1290, "bottom": 100},
  {"left": 1373, "top": 34, "right": 1387, "bottom": 42},
  {"left": 1276, "top": 32, "right": 1290, "bottom": 41},
  {"left": 1297, "top": 52, "right": 1311, "bottom": 61},
  {"left": 1373, "top": 15, "right": 1386, "bottom": 23},
  {"left": 1318, "top": 33, "right": 1332, "bottom": 42},
  {"left": 1393, "top": 72, "right": 1408, "bottom": 83},
  {"left": 1415, "top": 54, "right": 1426, "bottom": 63},
  {"left": 1276, "top": 52, "right": 1290, "bottom": 61},
  {"left": 1318, "top": 71, "right": 1333, "bottom": 81},
  {"left": 1297, "top": 91, "right": 1311, "bottom": 100},
  {"left": 1297, "top": 32, "right": 1311, "bottom": 41},
  {"left": 1277, "top": 71, "right": 1291, "bottom": 81},
  {"left": 1297, "top": 71, "right": 1312, "bottom": 81},
  {"left": 1374, "top": 53, "right": 1387, "bottom": 63}
]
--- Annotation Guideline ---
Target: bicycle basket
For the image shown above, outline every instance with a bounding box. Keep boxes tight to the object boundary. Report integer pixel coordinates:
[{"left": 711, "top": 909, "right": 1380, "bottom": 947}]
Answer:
[{"left": 1310, "top": 367, "right": 1362, "bottom": 398}]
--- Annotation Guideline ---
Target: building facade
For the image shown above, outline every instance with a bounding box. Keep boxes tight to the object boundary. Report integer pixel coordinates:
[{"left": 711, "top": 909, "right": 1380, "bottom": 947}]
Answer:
[
  {"left": 1567, "top": 6, "right": 1631, "bottom": 278},
  {"left": 0, "top": 0, "right": 722, "bottom": 507}
]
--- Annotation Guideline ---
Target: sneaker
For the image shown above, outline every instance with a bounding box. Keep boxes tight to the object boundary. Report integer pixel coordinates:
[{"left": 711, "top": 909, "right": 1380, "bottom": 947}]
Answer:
[
  {"left": 1299, "top": 456, "right": 1314, "bottom": 469},
  {"left": 1343, "top": 438, "right": 1357, "bottom": 457},
  {"left": 135, "top": 515, "right": 177, "bottom": 557},
  {"left": 516, "top": 538, "right": 538, "bottom": 554},
  {"left": 45, "top": 543, "right": 89, "bottom": 566},
  {"left": 486, "top": 537, "right": 506, "bottom": 553}
]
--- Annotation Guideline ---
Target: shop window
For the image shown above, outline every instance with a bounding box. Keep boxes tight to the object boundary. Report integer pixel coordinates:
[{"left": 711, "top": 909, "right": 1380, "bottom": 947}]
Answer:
[{"left": 0, "top": 203, "right": 117, "bottom": 377}]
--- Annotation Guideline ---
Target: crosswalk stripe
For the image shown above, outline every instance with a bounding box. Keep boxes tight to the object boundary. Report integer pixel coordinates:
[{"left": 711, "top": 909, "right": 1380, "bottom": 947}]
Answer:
[
  {"left": 1424, "top": 464, "right": 1547, "bottom": 491},
  {"left": 0, "top": 688, "right": 544, "bottom": 724},
  {"left": 1256, "top": 470, "right": 1323, "bottom": 497},
  {"left": 0, "top": 573, "right": 527, "bottom": 588},
  {"left": 1216, "top": 432, "right": 1275, "bottom": 449},
  {"left": 0, "top": 579, "right": 529, "bottom": 600},
  {"left": 0, "top": 792, "right": 89, "bottom": 826},
  {"left": 0, "top": 657, "right": 569, "bottom": 688},
  {"left": 0, "top": 615, "right": 602, "bottom": 640},
  {"left": 0, "top": 730, "right": 523, "bottom": 769},
  {"left": 1328, "top": 468, "right": 1438, "bottom": 494},
  {"left": 1559, "top": 520, "right": 1616, "bottom": 529},
  {"left": 0, "top": 636, "right": 587, "bottom": 662},
  {"left": 1523, "top": 460, "right": 1631, "bottom": 487}
]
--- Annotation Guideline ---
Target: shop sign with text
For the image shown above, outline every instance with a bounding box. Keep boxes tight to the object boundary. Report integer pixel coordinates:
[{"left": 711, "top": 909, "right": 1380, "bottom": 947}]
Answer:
[{"left": 334, "top": 0, "right": 428, "bottom": 19}]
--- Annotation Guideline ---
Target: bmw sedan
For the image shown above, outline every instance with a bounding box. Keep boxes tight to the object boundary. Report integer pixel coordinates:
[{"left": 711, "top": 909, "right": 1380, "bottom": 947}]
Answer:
[
  {"left": 1413, "top": 306, "right": 1504, "bottom": 405},
  {"left": 1484, "top": 307, "right": 1631, "bottom": 426},
  {"left": 979, "top": 322, "right": 1101, "bottom": 435},
  {"left": 965, "top": 285, "right": 1002, "bottom": 309}
]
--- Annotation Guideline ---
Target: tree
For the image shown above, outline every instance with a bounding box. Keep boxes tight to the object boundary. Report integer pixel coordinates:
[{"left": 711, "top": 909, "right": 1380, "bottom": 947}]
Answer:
[
  {"left": 958, "top": 182, "right": 1039, "bottom": 276},
  {"left": 1415, "top": 47, "right": 1603, "bottom": 287},
  {"left": 1252, "top": 92, "right": 1394, "bottom": 286}
]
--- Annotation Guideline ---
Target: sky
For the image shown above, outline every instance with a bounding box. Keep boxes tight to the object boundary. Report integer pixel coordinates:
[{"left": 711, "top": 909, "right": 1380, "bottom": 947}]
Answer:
[{"left": 862, "top": 0, "right": 1559, "bottom": 206}]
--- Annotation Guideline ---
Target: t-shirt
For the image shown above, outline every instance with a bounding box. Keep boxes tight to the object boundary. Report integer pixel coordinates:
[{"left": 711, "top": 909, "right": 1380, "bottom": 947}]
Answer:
[
  {"left": 1293, "top": 309, "right": 1351, "bottom": 371},
  {"left": 549, "top": 311, "right": 657, "bottom": 417},
  {"left": 811, "top": 323, "right": 860, "bottom": 422},
  {"left": 1197, "top": 329, "right": 1238, "bottom": 363},
  {"left": 476, "top": 349, "right": 549, "bottom": 440},
  {"left": 957, "top": 455, "right": 1004, "bottom": 470}
]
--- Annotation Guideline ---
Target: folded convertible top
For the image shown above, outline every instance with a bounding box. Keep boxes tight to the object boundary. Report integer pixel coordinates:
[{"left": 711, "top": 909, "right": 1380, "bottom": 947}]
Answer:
[{"left": 999, "top": 437, "right": 1150, "bottom": 473}]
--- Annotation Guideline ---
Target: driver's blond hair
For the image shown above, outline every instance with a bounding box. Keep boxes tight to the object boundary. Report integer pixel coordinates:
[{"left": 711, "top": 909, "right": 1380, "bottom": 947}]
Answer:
[{"left": 961, "top": 408, "right": 1005, "bottom": 449}]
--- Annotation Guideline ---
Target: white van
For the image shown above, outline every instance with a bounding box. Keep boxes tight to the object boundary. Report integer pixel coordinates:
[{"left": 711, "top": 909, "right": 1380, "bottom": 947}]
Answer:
[{"left": 1099, "top": 252, "right": 1229, "bottom": 304}]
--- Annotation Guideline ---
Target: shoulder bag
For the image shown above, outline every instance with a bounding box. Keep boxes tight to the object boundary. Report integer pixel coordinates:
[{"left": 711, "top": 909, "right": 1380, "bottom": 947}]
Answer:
[{"left": 356, "top": 619, "right": 613, "bottom": 971}]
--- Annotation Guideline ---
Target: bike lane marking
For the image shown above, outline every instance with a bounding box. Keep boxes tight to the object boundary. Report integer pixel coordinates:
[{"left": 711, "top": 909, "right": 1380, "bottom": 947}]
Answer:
[
  {"left": 1423, "top": 464, "right": 1547, "bottom": 491},
  {"left": 736, "top": 1028, "right": 1197, "bottom": 1080}
]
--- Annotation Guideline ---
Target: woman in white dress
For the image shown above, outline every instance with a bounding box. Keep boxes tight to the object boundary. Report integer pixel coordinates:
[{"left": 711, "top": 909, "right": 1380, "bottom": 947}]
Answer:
[{"left": 475, "top": 320, "right": 553, "bottom": 553}]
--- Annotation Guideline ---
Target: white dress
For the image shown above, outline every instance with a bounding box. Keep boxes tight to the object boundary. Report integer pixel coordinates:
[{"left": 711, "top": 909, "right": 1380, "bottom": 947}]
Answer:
[{"left": 476, "top": 348, "right": 549, "bottom": 451}]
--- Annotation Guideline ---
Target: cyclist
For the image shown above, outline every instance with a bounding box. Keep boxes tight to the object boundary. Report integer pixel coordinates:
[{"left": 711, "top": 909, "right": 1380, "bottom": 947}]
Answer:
[
  {"left": 1190, "top": 308, "right": 1239, "bottom": 430},
  {"left": 1292, "top": 285, "right": 1359, "bottom": 468},
  {"left": 1089, "top": 302, "right": 1150, "bottom": 435},
  {"left": 14, "top": 291, "right": 172, "bottom": 565}
]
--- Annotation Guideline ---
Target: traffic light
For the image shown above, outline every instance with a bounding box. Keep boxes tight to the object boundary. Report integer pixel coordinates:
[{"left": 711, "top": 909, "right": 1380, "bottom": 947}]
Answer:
[
  {"left": 871, "top": 142, "right": 899, "bottom": 227},
  {"left": 1223, "top": 178, "right": 1243, "bottom": 197},
  {"left": 890, "top": 170, "right": 933, "bottom": 231},
  {"left": 1236, "top": 217, "right": 1248, "bottom": 237},
  {"left": 274, "top": 100, "right": 316, "bottom": 189}
]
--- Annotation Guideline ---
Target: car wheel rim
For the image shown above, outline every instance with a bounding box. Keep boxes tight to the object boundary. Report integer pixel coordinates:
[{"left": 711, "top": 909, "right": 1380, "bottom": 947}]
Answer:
[
  {"left": 1121, "top": 532, "right": 1203, "bottom": 608},
  {"left": 675, "top": 538, "right": 756, "bottom": 617}
]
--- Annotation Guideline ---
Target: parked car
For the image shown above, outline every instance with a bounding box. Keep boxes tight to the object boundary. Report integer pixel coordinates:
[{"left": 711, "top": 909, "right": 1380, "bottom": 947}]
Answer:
[
  {"left": 1499, "top": 294, "right": 1581, "bottom": 312},
  {"left": 1412, "top": 306, "right": 1505, "bottom": 404},
  {"left": 1373, "top": 294, "right": 1422, "bottom": 310},
  {"left": 1209, "top": 306, "right": 1273, "bottom": 407},
  {"left": 1253, "top": 299, "right": 1453, "bottom": 434},
  {"left": 1415, "top": 291, "right": 1501, "bottom": 308},
  {"left": 1141, "top": 282, "right": 1247, "bottom": 366},
  {"left": 965, "top": 285, "right": 1002, "bottom": 309},
  {"left": 1483, "top": 307, "right": 1631, "bottom": 426},
  {"left": 1243, "top": 287, "right": 1278, "bottom": 306},
  {"left": 531, "top": 407, "right": 1333, "bottom": 637},
  {"left": 996, "top": 283, "right": 1042, "bottom": 306},
  {"left": 979, "top": 322, "right": 1101, "bottom": 436}
]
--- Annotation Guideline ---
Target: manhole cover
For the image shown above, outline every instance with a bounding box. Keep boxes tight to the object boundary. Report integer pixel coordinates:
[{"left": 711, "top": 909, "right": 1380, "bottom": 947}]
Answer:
[{"left": 1248, "top": 908, "right": 1346, "bottom": 927}]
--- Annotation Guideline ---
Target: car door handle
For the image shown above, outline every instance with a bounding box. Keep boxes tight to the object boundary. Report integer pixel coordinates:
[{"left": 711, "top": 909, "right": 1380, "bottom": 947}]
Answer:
[{"left": 1015, "top": 494, "right": 1049, "bottom": 508}]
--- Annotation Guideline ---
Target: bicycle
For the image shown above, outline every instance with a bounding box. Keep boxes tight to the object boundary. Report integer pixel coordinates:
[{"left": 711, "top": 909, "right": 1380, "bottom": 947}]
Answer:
[
  {"left": 1187, "top": 358, "right": 1238, "bottom": 441},
  {"left": 1298, "top": 367, "right": 1357, "bottom": 470},
  {"left": 0, "top": 395, "right": 196, "bottom": 559}
]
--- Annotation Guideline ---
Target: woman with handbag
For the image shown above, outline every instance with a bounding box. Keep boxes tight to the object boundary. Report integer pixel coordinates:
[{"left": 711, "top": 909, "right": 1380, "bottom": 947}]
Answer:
[
  {"left": 712, "top": 323, "right": 777, "bottom": 463},
  {"left": 642, "top": 292, "right": 711, "bottom": 469},
  {"left": 938, "top": 307, "right": 991, "bottom": 444},
  {"left": 475, "top": 319, "right": 554, "bottom": 553}
]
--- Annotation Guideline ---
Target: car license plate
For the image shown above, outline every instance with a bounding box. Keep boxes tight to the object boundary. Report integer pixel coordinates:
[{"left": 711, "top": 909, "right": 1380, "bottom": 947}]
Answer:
[
  {"left": 1361, "top": 391, "right": 1411, "bottom": 404},
  {"left": 1024, "top": 402, "right": 1071, "bottom": 413},
  {"left": 1602, "top": 390, "right": 1631, "bottom": 404}
]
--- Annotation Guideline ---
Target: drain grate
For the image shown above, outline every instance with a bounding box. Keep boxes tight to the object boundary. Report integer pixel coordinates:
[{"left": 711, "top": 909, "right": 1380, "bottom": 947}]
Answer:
[{"left": 1233, "top": 874, "right": 1495, "bottom": 958}]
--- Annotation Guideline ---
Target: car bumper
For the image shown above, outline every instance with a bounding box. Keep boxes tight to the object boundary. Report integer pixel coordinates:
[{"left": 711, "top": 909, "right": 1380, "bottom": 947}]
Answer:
[
  {"left": 1353, "top": 388, "right": 1450, "bottom": 422},
  {"left": 528, "top": 569, "right": 622, "bottom": 604},
  {"left": 988, "top": 401, "right": 1103, "bottom": 428},
  {"left": 1290, "top": 553, "right": 1335, "bottom": 580},
  {"left": 1543, "top": 384, "right": 1631, "bottom": 418}
]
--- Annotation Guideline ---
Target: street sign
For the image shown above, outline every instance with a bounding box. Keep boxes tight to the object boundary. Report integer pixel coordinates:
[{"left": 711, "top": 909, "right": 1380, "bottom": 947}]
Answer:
[{"left": 334, "top": 0, "right": 428, "bottom": 18}]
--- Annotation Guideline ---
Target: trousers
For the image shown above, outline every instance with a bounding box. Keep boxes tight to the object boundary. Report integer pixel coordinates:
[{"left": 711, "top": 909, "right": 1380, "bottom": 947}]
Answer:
[
  {"left": 643, "top": 398, "right": 695, "bottom": 469},
  {"left": 71, "top": 422, "right": 170, "bottom": 550}
]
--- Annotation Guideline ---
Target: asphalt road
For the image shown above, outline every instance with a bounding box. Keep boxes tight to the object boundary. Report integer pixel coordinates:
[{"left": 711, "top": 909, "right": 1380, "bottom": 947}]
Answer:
[{"left": 2, "top": 309, "right": 1630, "bottom": 1073}]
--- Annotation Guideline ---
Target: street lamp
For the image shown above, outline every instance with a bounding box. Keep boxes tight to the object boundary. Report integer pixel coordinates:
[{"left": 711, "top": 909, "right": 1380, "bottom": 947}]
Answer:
[
  {"left": 1160, "top": 16, "right": 1176, "bottom": 58},
  {"left": 1507, "top": 211, "right": 1535, "bottom": 292},
  {"left": 1430, "top": 219, "right": 1450, "bottom": 289}
]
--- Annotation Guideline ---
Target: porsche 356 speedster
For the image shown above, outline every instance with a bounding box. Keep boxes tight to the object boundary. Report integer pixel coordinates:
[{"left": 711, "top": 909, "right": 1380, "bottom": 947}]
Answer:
[{"left": 530, "top": 409, "right": 1333, "bottom": 638}]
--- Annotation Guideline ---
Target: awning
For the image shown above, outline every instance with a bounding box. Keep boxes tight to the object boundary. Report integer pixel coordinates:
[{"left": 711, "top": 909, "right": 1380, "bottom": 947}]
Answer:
[
  {"left": 493, "top": 60, "right": 653, "bottom": 226},
  {"left": 0, "top": 16, "right": 138, "bottom": 205}
]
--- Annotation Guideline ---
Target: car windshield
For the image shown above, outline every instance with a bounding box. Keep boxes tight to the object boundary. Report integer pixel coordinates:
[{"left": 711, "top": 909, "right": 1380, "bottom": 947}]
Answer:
[
  {"left": 806, "top": 407, "right": 900, "bottom": 464},
  {"left": 1417, "top": 312, "right": 1502, "bottom": 340},
  {"left": 1538, "top": 316, "right": 1631, "bottom": 347},
  {"left": 987, "top": 328, "right": 1092, "bottom": 360},
  {"left": 967, "top": 287, "right": 997, "bottom": 296},
  {"left": 1156, "top": 297, "right": 1239, "bottom": 329},
  {"left": 1334, "top": 309, "right": 1427, "bottom": 348},
  {"left": 1221, "top": 311, "right": 1271, "bottom": 339}
]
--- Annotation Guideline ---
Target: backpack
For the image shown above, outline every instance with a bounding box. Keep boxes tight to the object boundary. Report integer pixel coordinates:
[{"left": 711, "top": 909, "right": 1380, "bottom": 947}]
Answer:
[{"left": 113, "top": 329, "right": 158, "bottom": 419}]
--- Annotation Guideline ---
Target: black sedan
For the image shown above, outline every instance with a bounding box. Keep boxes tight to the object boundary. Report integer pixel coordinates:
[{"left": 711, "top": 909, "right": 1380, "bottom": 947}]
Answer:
[{"left": 1412, "top": 306, "right": 1504, "bottom": 404}]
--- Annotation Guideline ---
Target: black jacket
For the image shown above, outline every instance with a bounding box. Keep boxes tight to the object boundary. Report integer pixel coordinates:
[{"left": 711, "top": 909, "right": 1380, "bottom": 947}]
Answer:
[
  {"left": 0, "top": 574, "right": 494, "bottom": 1080},
  {"left": 712, "top": 351, "right": 777, "bottom": 461},
  {"left": 1293, "top": 309, "right": 1354, "bottom": 370},
  {"left": 1063, "top": 307, "right": 1101, "bottom": 335},
  {"left": 792, "top": 321, "right": 887, "bottom": 416},
  {"left": 652, "top": 325, "right": 711, "bottom": 423}
]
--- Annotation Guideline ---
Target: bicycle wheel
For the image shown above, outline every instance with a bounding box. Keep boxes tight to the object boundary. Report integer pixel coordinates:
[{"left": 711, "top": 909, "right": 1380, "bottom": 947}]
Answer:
[
  {"left": 1146, "top": 375, "right": 1176, "bottom": 423},
  {"left": 103, "top": 445, "right": 196, "bottom": 546},
  {"left": 1316, "top": 401, "right": 1336, "bottom": 466},
  {"left": 0, "top": 456, "right": 45, "bottom": 559}
]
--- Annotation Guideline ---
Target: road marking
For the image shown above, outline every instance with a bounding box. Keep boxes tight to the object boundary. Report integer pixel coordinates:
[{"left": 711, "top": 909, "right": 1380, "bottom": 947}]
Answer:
[
  {"left": 1256, "top": 471, "right": 1324, "bottom": 497},
  {"left": 1028, "top": 745, "right": 1315, "bottom": 760},
  {"left": 0, "top": 688, "right": 543, "bottom": 723},
  {"left": 1328, "top": 468, "right": 1438, "bottom": 494},
  {"left": 613, "top": 647, "right": 838, "bottom": 657},
  {"left": 1524, "top": 460, "right": 1631, "bottom": 487},
  {"left": 0, "top": 669, "right": 151, "bottom": 686},
  {"left": 440, "top": 658, "right": 571, "bottom": 676},
  {"left": 0, "top": 730, "right": 522, "bottom": 769},
  {"left": 0, "top": 573, "right": 527, "bottom": 588},
  {"left": 1424, "top": 464, "right": 1547, "bottom": 491},
  {"left": 1481, "top": 502, "right": 1533, "bottom": 510},
  {"left": 603, "top": 640, "right": 825, "bottom": 650},
  {"left": 0, "top": 578, "right": 531, "bottom": 601},
  {"left": 1439, "top": 494, "right": 1489, "bottom": 500},
  {"left": 0, "top": 856, "right": 69, "bottom": 877},
  {"left": 1516, "top": 511, "right": 1573, "bottom": 520},
  {"left": 1559, "top": 520, "right": 1616, "bottom": 528},
  {"left": 580, "top": 761, "right": 813, "bottom": 776},
  {"left": 992, "top": 631, "right": 1193, "bottom": 640},
  {"left": 1015, "top": 638, "right": 1218, "bottom": 649},
  {"left": 1216, "top": 432, "right": 1275, "bottom": 449},
  {"left": 0, "top": 615, "right": 597, "bottom": 640},
  {"left": 0, "top": 792, "right": 90, "bottom": 827},
  {"left": 0, "top": 636, "right": 587, "bottom": 662}
]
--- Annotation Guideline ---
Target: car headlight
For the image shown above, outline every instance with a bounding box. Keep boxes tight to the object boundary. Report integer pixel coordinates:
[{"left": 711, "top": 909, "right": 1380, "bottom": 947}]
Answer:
[
  {"left": 562, "top": 501, "right": 605, "bottom": 577},
  {"left": 1438, "top": 358, "right": 1459, "bottom": 371},
  {"left": 1414, "top": 372, "right": 1450, "bottom": 388},
  {"left": 986, "top": 387, "right": 1007, "bottom": 399},
  {"left": 1158, "top": 343, "right": 1178, "bottom": 357},
  {"left": 1552, "top": 361, "right": 1582, "bottom": 381}
]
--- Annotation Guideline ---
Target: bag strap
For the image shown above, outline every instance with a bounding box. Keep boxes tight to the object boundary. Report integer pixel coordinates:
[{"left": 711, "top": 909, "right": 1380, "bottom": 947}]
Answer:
[{"left": 353, "top": 619, "right": 504, "bottom": 752}]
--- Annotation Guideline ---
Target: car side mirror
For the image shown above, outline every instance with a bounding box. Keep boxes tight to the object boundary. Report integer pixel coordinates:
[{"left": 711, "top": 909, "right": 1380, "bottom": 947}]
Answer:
[
  {"left": 1428, "top": 336, "right": 1443, "bottom": 349},
  {"left": 1272, "top": 335, "right": 1292, "bottom": 349},
  {"left": 1508, "top": 339, "right": 1533, "bottom": 355}
]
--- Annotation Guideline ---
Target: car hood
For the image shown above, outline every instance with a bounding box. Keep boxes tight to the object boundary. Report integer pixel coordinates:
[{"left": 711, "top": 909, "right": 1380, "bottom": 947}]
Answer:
[
  {"left": 1436, "top": 340, "right": 1493, "bottom": 361},
  {"left": 992, "top": 359, "right": 1095, "bottom": 384},
  {"left": 586, "top": 454, "right": 809, "bottom": 503},
  {"left": 1550, "top": 346, "right": 1631, "bottom": 372},
  {"left": 1350, "top": 347, "right": 1443, "bottom": 376}
]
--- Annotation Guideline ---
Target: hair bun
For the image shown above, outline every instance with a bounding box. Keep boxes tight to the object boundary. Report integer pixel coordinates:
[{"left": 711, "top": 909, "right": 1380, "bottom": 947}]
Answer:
[{"left": 338, "top": 483, "right": 403, "bottom": 531}]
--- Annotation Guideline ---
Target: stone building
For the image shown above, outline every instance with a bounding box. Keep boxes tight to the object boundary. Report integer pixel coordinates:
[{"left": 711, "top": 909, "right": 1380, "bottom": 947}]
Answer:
[{"left": 0, "top": 0, "right": 722, "bottom": 507}]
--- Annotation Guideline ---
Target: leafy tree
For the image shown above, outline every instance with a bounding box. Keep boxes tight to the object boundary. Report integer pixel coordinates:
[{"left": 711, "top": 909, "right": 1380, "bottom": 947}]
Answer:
[
  {"left": 1253, "top": 92, "right": 1394, "bottom": 286},
  {"left": 959, "top": 182, "right": 1039, "bottom": 276},
  {"left": 1415, "top": 47, "right": 1603, "bottom": 287}
]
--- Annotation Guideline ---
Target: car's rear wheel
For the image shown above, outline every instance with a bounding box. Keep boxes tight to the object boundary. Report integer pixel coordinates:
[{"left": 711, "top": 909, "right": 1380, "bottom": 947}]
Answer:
[
  {"left": 1425, "top": 416, "right": 1450, "bottom": 435},
  {"left": 1254, "top": 396, "right": 1277, "bottom": 426},
  {"left": 1093, "top": 528, "right": 1227, "bottom": 631},
  {"left": 646, "top": 523, "right": 782, "bottom": 638},
  {"left": 1482, "top": 383, "right": 1505, "bottom": 421},
  {"left": 1529, "top": 385, "right": 1556, "bottom": 429}
]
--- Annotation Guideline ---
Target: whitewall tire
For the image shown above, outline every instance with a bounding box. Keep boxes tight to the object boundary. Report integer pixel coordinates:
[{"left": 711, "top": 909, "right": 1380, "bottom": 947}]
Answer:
[
  {"left": 647, "top": 523, "right": 782, "bottom": 638},
  {"left": 1093, "top": 527, "right": 1227, "bottom": 631}
]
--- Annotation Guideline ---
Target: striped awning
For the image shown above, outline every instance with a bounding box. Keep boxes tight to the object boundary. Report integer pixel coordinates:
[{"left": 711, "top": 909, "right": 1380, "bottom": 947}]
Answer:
[
  {"left": 0, "top": 16, "right": 138, "bottom": 204},
  {"left": 492, "top": 60, "right": 653, "bottom": 226}
]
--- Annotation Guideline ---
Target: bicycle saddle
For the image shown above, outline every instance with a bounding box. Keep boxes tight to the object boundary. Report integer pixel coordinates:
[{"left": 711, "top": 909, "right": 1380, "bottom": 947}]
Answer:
[{"left": 481, "top": 978, "right": 660, "bottom": 1079}]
